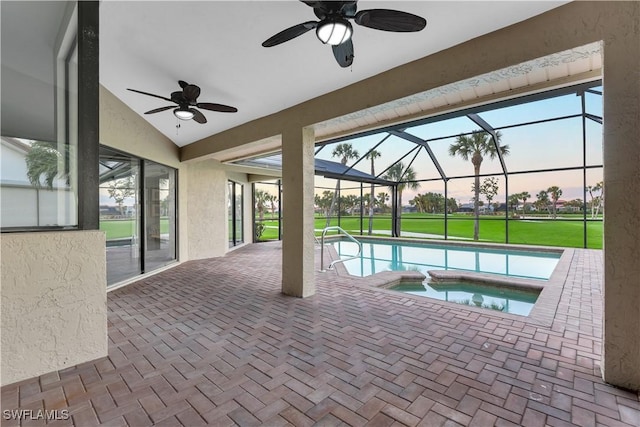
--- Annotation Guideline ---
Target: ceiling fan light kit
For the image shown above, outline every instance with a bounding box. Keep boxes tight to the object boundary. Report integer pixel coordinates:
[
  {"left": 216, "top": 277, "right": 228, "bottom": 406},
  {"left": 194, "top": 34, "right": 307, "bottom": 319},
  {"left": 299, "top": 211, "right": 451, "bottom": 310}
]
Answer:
[
  {"left": 262, "top": 0, "right": 426, "bottom": 67},
  {"left": 174, "top": 107, "right": 195, "bottom": 121},
  {"left": 316, "top": 16, "right": 352, "bottom": 45}
]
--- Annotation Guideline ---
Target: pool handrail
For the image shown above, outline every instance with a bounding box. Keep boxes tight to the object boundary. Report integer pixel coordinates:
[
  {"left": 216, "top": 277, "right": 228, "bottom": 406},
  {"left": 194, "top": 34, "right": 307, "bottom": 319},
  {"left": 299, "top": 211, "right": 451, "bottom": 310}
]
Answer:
[{"left": 319, "top": 226, "right": 362, "bottom": 272}]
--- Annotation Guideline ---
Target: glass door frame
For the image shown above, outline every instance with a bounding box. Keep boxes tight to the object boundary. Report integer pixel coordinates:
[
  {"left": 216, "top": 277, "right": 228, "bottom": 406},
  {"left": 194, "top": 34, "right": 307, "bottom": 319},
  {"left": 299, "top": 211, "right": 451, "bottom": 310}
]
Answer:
[{"left": 228, "top": 180, "right": 244, "bottom": 247}]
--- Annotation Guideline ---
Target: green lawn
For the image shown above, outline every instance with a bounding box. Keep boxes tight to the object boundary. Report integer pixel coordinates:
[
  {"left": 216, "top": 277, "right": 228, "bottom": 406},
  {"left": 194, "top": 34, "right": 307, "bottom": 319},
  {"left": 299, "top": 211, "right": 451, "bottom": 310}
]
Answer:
[
  {"left": 100, "top": 219, "right": 170, "bottom": 240},
  {"left": 257, "top": 213, "right": 603, "bottom": 249},
  {"left": 104, "top": 214, "right": 602, "bottom": 249}
]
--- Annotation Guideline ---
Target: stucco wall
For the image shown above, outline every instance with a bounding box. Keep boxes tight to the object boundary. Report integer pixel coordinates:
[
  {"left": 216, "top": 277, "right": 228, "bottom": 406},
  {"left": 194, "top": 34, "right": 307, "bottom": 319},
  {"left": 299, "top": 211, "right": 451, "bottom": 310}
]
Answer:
[
  {"left": 186, "top": 160, "right": 230, "bottom": 260},
  {"left": 1, "top": 231, "right": 107, "bottom": 386}
]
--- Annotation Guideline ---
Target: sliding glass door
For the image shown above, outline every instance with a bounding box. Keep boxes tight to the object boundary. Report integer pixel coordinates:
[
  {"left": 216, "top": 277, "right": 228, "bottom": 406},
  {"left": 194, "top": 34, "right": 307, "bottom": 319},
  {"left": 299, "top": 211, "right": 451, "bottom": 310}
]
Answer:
[{"left": 100, "top": 146, "right": 177, "bottom": 286}]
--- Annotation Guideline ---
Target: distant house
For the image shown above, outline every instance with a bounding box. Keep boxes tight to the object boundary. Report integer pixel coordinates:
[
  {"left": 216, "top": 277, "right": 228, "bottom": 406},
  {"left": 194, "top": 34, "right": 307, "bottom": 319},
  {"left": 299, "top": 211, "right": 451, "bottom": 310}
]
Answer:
[
  {"left": 458, "top": 203, "right": 474, "bottom": 213},
  {"left": 557, "top": 199, "right": 583, "bottom": 213},
  {"left": 458, "top": 203, "right": 487, "bottom": 213},
  {"left": 494, "top": 203, "right": 508, "bottom": 212}
]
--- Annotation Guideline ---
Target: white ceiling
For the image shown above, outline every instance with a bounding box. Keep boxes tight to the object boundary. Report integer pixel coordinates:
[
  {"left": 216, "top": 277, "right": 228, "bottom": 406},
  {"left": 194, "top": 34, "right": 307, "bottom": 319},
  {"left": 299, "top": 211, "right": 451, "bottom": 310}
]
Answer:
[{"left": 99, "top": 1, "right": 570, "bottom": 147}]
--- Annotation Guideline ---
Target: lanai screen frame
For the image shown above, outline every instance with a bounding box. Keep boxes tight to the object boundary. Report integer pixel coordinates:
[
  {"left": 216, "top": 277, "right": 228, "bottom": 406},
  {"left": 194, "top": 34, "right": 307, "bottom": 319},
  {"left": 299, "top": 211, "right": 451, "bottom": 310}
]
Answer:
[
  {"left": 314, "top": 80, "right": 603, "bottom": 248},
  {"left": 249, "top": 79, "right": 603, "bottom": 248}
]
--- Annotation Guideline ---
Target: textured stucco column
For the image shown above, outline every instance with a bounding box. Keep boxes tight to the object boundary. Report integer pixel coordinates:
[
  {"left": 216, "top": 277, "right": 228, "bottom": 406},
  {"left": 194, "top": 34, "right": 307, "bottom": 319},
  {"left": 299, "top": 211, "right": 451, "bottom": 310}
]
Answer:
[
  {"left": 186, "top": 160, "right": 229, "bottom": 260},
  {"left": 281, "top": 126, "right": 315, "bottom": 297},
  {"left": 602, "top": 5, "right": 640, "bottom": 391}
]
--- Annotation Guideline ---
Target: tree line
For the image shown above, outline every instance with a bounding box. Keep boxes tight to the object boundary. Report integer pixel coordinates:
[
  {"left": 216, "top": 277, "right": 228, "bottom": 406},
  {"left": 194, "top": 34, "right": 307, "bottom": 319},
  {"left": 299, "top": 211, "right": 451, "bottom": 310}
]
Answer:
[{"left": 310, "top": 132, "right": 604, "bottom": 241}]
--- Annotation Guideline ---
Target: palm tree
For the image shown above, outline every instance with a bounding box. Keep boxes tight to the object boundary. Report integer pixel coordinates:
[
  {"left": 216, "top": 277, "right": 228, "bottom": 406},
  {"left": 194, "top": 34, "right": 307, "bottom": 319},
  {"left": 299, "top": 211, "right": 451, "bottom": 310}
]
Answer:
[
  {"left": 411, "top": 195, "right": 424, "bottom": 213},
  {"left": 265, "top": 193, "right": 277, "bottom": 218},
  {"left": 520, "top": 191, "right": 531, "bottom": 215},
  {"left": 254, "top": 189, "right": 269, "bottom": 240},
  {"left": 376, "top": 192, "right": 390, "bottom": 213},
  {"left": 535, "top": 190, "right": 550, "bottom": 214},
  {"left": 254, "top": 189, "right": 268, "bottom": 222},
  {"left": 447, "top": 198, "right": 458, "bottom": 214},
  {"left": 383, "top": 162, "right": 419, "bottom": 235},
  {"left": 508, "top": 194, "right": 520, "bottom": 217},
  {"left": 25, "top": 141, "right": 69, "bottom": 189},
  {"left": 326, "top": 143, "right": 359, "bottom": 227},
  {"left": 365, "top": 149, "right": 381, "bottom": 235},
  {"left": 586, "top": 184, "right": 596, "bottom": 218},
  {"left": 315, "top": 190, "right": 334, "bottom": 218},
  {"left": 448, "top": 131, "right": 508, "bottom": 240},
  {"left": 547, "top": 186, "right": 563, "bottom": 219},
  {"left": 593, "top": 181, "right": 604, "bottom": 218}
]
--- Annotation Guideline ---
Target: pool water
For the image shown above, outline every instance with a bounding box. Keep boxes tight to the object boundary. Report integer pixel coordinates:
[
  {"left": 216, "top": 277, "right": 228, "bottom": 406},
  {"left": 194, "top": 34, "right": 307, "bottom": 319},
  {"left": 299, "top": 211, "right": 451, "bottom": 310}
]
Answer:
[
  {"left": 334, "top": 239, "right": 560, "bottom": 280},
  {"left": 390, "top": 282, "right": 538, "bottom": 316}
]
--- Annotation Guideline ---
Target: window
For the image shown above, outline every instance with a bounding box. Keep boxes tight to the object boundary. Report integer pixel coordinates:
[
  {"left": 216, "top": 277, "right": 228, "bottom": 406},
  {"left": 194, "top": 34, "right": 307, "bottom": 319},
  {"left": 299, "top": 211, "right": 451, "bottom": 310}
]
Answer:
[{"left": 1, "top": 1, "right": 79, "bottom": 229}]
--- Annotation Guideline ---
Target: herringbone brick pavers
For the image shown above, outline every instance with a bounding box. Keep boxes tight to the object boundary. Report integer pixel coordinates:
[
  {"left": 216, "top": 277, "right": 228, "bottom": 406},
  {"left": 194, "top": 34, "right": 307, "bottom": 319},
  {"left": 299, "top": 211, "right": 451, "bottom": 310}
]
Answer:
[{"left": 2, "top": 242, "right": 638, "bottom": 426}]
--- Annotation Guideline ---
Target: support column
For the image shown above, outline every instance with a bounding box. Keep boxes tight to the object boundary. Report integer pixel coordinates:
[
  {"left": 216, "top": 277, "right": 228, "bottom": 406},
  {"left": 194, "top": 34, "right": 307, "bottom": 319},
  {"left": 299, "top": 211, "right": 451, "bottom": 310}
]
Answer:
[
  {"left": 602, "top": 3, "right": 640, "bottom": 391},
  {"left": 281, "top": 126, "right": 315, "bottom": 297}
]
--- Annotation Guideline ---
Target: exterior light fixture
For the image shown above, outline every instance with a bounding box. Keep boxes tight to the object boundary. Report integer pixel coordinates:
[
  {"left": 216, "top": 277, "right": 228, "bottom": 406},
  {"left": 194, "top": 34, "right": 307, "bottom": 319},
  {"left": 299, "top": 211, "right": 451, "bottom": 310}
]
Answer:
[
  {"left": 316, "top": 16, "right": 352, "bottom": 45},
  {"left": 174, "top": 107, "right": 195, "bottom": 120}
]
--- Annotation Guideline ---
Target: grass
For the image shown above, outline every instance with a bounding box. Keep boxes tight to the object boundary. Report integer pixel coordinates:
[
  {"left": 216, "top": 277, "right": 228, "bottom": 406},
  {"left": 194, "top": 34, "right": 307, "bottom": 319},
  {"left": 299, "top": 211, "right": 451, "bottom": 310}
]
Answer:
[
  {"left": 257, "top": 213, "right": 603, "bottom": 249},
  {"left": 102, "top": 214, "right": 602, "bottom": 249},
  {"left": 100, "top": 218, "right": 170, "bottom": 240}
]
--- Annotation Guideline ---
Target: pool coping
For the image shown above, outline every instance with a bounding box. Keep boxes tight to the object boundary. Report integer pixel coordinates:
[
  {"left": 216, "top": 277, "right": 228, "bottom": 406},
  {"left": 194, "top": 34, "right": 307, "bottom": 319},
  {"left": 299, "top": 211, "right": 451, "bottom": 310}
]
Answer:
[
  {"left": 327, "top": 234, "right": 566, "bottom": 254},
  {"left": 426, "top": 270, "right": 545, "bottom": 291},
  {"left": 320, "top": 236, "right": 574, "bottom": 327}
]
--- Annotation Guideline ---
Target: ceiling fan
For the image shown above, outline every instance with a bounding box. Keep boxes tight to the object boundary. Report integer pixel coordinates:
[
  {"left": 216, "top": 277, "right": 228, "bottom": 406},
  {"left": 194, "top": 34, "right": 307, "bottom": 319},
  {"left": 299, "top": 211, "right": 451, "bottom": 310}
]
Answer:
[
  {"left": 262, "top": 1, "right": 427, "bottom": 68},
  {"left": 127, "top": 80, "right": 238, "bottom": 124}
]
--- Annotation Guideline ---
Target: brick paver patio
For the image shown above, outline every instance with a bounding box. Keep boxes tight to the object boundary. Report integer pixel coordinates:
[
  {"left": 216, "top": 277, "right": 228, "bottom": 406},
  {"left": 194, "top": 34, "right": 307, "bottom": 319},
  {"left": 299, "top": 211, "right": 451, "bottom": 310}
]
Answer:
[{"left": 2, "top": 241, "right": 639, "bottom": 426}]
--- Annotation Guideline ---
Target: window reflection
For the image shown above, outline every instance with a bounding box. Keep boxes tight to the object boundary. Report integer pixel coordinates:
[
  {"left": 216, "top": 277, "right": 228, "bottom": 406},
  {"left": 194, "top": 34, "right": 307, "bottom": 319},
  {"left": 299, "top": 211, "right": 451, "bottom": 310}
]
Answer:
[
  {"left": 1, "top": 1, "right": 78, "bottom": 229},
  {"left": 144, "top": 161, "right": 176, "bottom": 271}
]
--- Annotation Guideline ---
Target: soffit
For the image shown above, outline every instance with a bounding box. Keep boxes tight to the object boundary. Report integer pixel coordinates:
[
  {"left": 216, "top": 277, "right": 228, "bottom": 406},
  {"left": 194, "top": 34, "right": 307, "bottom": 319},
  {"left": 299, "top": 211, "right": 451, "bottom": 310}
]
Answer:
[{"left": 313, "top": 42, "right": 602, "bottom": 140}]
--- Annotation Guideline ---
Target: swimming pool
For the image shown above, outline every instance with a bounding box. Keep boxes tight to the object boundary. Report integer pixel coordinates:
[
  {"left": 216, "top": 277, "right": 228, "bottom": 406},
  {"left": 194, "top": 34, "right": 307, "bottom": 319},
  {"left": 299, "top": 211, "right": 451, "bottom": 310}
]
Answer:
[
  {"left": 331, "top": 238, "right": 561, "bottom": 315},
  {"left": 333, "top": 238, "right": 561, "bottom": 280}
]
